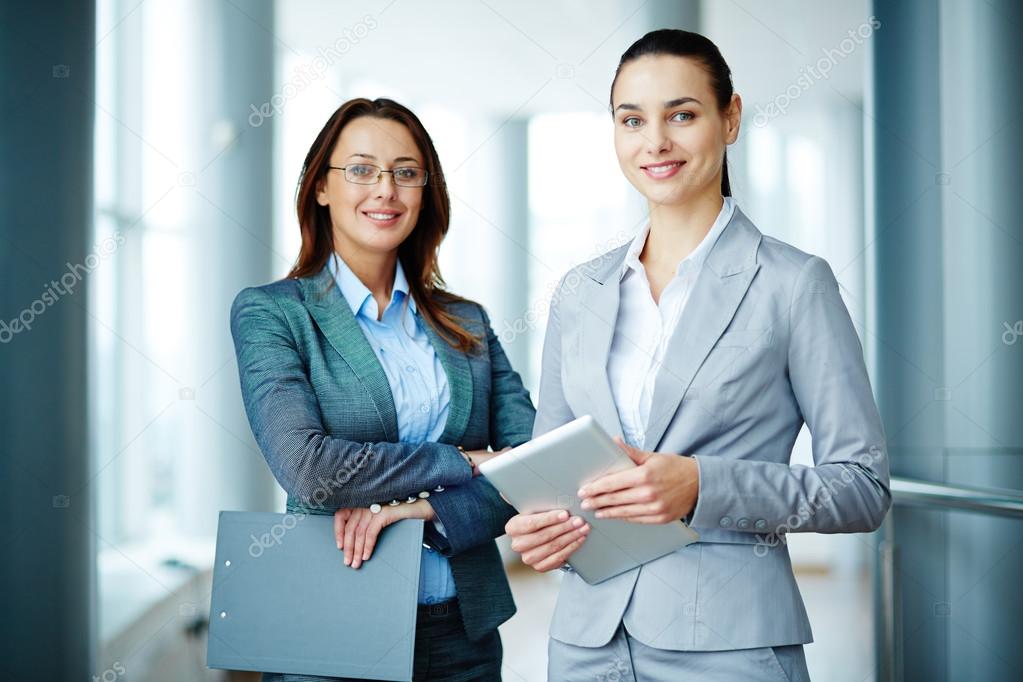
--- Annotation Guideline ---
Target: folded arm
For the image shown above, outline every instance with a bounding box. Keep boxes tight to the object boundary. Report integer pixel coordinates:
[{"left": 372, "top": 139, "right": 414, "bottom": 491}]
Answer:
[
  {"left": 230, "top": 287, "right": 472, "bottom": 510},
  {"left": 425, "top": 306, "right": 536, "bottom": 556}
]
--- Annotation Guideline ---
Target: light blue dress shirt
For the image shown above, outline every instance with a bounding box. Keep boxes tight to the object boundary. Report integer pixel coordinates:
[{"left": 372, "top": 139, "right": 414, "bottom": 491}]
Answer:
[{"left": 329, "top": 253, "right": 457, "bottom": 604}]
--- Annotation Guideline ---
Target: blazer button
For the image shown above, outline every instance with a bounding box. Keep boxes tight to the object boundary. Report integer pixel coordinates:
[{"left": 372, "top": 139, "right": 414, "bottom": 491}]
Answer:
[
  {"left": 754, "top": 519, "right": 767, "bottom": 530},
  {"left": 719, "top": 516, "right": 733, "bottom": 528},
  {"left": 737, "top": 517, "right": 751, "bottom": 530}
]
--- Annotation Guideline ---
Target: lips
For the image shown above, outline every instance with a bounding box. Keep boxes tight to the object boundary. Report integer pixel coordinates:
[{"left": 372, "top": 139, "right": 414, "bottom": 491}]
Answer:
[
  {"left": 362, "top": 209, "right": 402, "bottom": 225},
  {"left": 640, "top": 160, "right": 685, "bottom": 179}
]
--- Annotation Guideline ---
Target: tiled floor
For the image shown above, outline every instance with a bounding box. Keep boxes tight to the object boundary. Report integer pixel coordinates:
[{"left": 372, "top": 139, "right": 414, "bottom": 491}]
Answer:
[{"left": 499, "top": 562, "right": 874, "bottom": 681}]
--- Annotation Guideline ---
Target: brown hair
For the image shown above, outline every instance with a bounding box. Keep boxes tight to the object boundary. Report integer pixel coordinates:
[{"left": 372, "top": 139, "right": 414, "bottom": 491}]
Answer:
[
  {"left": 610, "top": 29, "right": 735, "bottom": 197},
  {"left": 288, "top": 97, "right": 481, "bottom": 353}
]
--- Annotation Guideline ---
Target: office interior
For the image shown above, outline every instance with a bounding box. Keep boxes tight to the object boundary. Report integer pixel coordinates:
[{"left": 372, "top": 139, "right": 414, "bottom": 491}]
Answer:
[{"left": 1, "top": 0, "right": 1021, "bottom": 680}]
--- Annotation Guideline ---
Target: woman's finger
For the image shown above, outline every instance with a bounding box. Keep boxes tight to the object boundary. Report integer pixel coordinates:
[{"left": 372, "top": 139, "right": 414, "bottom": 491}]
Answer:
[
  {"left": 593, "top": 503, "right": 660, "bottom": 520},
  {"left": 620, "top": 514, "right": 671, "bottom": 525},
  {"left": 522, "top": 523, "right": 590, "bottom": 568},
  {"left": 505, "top": 509, "right": 568, "bottom": 536},
  {"left": 360, "top": 514, "right": 388, "bottom": 562},
  {"left": 333, "top": 508, "right": 349, "bottom": 549},
  {"left": 578, "top": 467, "right": 645, "bottom": 498},
  {"left": 342, "top": 509, "right": 361, "bottom": 565},
  {"left": 351, "top": 514, "right": 371, "bottom": 569},
  {"left": 582, "top": 487, "right": 652, "bottom": 511},
  {"left": 534, "top": 533, "right": 589, "bottom": 573},
  {"left": 511, "top": 516, "right": 584, "bottom": 554}
]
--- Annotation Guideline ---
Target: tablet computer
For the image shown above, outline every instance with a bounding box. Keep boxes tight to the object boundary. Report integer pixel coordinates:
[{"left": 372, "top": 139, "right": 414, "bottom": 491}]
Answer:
[{"left": 480, "top": 415, "right": 699, "bottom": 584}]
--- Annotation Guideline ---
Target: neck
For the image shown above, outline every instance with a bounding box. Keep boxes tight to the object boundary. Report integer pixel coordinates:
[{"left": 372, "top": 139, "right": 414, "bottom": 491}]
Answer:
[
  {"left": 642, "top": 192, "right": 725, "bottom": 270},
  {"left": 335, "top": 247, "right": 398, "bottom": 311}
]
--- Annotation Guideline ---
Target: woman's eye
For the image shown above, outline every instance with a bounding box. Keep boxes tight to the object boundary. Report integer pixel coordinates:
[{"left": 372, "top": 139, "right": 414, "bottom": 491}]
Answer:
[
  {"left": 670, "top": 111, "right": 694, "bottom": 122},
  {"left": 622, "top": 117, "right": 642, "bottom": 128},
  {"left": 349, "top": 165, "right": 375, "bottom": 177},
  {"left": 394, "top": 167, "right": 418, "bottom": 180}
]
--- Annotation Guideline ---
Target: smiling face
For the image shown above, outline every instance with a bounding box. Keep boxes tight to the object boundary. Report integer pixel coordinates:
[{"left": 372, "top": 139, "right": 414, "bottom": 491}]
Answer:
[
  {"left": 611, "top": 54, "right": 741, "bottom": 208},
  {"left": 316, "top": 116, "right": 425, "bottom": 261}
]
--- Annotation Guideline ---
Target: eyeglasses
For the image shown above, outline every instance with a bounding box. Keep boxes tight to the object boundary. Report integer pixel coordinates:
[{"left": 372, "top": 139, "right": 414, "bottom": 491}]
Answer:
[{"left": 327, "top": 163, "right": 429, "bottom": 187}]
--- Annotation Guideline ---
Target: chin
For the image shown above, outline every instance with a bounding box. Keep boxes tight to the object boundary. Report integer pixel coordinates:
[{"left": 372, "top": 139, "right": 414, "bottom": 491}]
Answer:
[
  {"left": 643, "top": 184, "right": 690, "bottom": 207},
  {"left": 361, "top": 228, "right": 412, "bottom": 253}
]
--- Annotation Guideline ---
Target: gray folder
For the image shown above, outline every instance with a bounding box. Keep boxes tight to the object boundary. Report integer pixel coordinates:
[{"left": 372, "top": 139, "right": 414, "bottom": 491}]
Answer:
[{"left": 207, "top": 511, "right": 423, "bottom": 681}]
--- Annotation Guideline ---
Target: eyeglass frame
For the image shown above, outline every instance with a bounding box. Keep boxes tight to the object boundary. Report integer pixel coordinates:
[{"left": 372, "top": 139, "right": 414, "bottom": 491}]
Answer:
[{"left": 326, "top": 163, "right": 430, "bottom": 188}]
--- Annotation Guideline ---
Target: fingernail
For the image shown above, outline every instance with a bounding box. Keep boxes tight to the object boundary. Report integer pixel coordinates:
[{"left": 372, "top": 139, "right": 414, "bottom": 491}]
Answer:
[
  {"left": 577, "top": 488, "right": 586, "bottom": 497},
  {"left": 336, "top": 542, "right": 342, "bottom": 550},
  {"left": 595, "top": 511, "right": 605, "bottom": 519},
  {"left": 572, "top": 517, "right": 584, "bottom": 527},
  {"left": 580, "top": 500, "right": 592, "bottom": 510},
  {"left": 557, "top": 510, "right": 568, "bottom": 521},
  {"left": 580, "top": 524, "right": 590, "bottom": 532},
  {"left": 344, "top": 556, "right": 350, "bottom": 566}
]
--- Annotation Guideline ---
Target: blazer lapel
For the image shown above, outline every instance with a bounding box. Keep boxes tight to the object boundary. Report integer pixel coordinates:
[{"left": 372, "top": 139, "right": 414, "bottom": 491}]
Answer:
[
  {"left": 575, "top": 245, "right": 630, "bottom": 439},
  {"left": 642, "top": 209, "right": 763, "bottom": 452},
  {"left": 423, "top": 321, "right": 473, "bottom": 446},
  {"left": 299, "top": 265, "right": 399, "bottom": 442}
]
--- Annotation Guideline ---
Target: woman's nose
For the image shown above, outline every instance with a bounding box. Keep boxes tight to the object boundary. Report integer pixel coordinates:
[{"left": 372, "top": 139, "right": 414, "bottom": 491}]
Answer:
[
  {"left": 644, "top": 121, "right": 671, "bottom": 155},
  {"left": 374, "top": 172, "right": 399, "bottom": 198}
]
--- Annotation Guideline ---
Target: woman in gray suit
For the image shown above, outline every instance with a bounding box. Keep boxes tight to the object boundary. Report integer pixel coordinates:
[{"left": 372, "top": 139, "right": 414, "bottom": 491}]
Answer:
[
  {"left": 231, "top": 97, "right": 535, "bottom": 681},
  {"left": 505, "top": 30, "right": 891, "bottom": 681}
]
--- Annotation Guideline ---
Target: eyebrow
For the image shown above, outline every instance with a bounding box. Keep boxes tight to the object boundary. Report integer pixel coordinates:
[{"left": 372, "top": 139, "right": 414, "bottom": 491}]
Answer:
[
  {"left": 613, "top": 96, "right": 702, "bottom": 113},
  {"left": 347, "top": 152, "right": 420, "bottom": 164}
]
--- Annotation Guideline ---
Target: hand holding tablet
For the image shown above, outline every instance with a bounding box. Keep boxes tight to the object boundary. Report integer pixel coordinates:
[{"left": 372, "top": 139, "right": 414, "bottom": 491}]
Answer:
[{"left": 481, "top": 416, "right": 699, "bottom": 584}]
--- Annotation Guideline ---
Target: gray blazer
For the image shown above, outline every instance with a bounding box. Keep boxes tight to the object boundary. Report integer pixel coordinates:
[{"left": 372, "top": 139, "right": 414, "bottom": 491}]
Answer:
[
  {"left": 535, "top": 208, "right": 891, "bottom": 651},
  {"left": 230, "top": 264, "right": 536, "bottom": 641}
]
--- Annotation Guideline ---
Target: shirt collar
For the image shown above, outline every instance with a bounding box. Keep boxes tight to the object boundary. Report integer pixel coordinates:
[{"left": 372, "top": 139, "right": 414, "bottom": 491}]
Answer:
[
  {"left": 329, "top": 252, "right": 416, "bottom": 320},
  {"left": 621, "top": 196, "right": 736, "bottom": 281}
]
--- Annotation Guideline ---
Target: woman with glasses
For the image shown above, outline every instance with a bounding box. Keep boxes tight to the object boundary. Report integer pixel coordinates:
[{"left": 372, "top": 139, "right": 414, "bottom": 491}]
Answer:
[
  {"left": 504, "top": 30, "right": 890, "bottom": 681},
  {"left": 231, "top": 97, "right": 534, "bottom": 681}
]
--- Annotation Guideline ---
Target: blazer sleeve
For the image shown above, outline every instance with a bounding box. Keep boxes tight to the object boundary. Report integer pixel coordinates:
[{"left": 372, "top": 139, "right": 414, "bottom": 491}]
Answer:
[
  {"left": 689, "top": 256, "right": 892, "bottom": 535},
  {"left": 230, "top": 286, "right": 472, "bottom": 510},
  {"left": 425, "top": 305, "right": 537, "bottom": 556}
]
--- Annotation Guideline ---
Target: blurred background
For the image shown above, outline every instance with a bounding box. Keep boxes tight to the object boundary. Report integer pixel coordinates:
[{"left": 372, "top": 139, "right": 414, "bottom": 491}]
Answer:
[{"left": 2, "top": 0, "right": 1022, "bottom": 680}]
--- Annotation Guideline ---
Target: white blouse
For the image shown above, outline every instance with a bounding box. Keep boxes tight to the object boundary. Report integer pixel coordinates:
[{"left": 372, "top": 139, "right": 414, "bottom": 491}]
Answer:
[{"left": 606, "top": 197, "right": 736, "bottom": 448}]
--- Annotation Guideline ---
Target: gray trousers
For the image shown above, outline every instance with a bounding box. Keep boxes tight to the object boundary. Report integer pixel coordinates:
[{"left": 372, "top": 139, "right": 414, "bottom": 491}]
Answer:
[{"left": 548, "top": 624, "right": 810, "bottom": 681}]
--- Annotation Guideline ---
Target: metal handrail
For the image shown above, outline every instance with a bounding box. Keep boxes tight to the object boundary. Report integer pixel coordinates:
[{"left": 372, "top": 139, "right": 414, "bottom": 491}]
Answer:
[
  {"left": 879, "top": 477, "right": 1023, "bottom": 681},
  {"left": 889, "top": 477, "right": 1023, "bottom": 518}
]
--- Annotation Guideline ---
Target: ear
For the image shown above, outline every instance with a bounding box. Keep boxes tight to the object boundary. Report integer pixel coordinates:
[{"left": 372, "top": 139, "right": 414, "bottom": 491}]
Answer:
[
  {"left": 315, "top": 177, "right": 329, "bottom": 207},
  {"left": 724, "top": 93, "right": 742, "bottom": 145}
]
